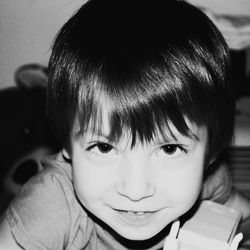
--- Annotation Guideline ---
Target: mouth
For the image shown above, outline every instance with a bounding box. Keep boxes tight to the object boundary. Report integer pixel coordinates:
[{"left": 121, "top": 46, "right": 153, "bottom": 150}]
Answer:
[{"left": 114, "top": 209, "right": 158, "bottom": 226}]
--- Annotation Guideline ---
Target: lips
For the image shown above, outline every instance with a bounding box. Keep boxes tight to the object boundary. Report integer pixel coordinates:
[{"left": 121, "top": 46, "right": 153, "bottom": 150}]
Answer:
[{"left": 114, "top": 209, "right": 157, "bottom": 225}]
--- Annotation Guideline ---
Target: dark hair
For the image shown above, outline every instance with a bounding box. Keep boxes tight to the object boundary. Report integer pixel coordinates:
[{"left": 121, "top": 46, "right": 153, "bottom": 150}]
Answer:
[{"left": 47, "top": 0, "right": 235, "bottom": 161}]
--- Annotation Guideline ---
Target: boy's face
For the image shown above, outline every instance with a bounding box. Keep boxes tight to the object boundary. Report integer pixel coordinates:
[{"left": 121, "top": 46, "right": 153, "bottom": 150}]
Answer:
[{"left": 66, "top": 117, "right": 207, "bottom": 241}]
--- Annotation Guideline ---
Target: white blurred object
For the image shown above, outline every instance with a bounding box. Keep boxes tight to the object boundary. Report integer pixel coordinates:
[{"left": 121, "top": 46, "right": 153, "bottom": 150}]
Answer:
[
  {"left": 178, "top": 201, "right": 242, "bottom": 250},
  {"left": 205, "top": 11, "right": 250, "bottom": 50},
  {"left": 163, "top": 220, "right": 180, "bottom": 250},
  {"left": 186, "top": 0, "right": 250, "bottom": 16},
  {"left": 186, "top": 0, "right": 250, "bottom": 50}
]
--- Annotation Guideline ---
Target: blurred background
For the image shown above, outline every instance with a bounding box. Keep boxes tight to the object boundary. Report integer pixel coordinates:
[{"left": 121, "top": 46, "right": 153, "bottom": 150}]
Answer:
[
  {"left": 0, "top": 0, "right": 87, "bottom": 89},
  {"left": 0, "top": 0, "right": 87, "bottom": 214}
]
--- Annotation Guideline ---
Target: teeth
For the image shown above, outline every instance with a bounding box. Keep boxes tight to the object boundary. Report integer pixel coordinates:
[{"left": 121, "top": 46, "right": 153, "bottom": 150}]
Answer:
[
  {"left": 127, "top": 211, "right": 145, "bottom": 215},
  {"left": 117, "top": 209, "right": 155, "bottom": 223},
  {"left": 136, "top": 212, "right": 144, "bottom": 215}
]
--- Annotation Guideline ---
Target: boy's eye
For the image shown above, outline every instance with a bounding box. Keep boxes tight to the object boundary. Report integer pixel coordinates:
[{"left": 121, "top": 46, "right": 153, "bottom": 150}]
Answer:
[
  {"left": 159, "top": 144, "right": 187, "bottom": 156},
  {"left": 86, "top": 142, "right": 114, "bottom": 154}
]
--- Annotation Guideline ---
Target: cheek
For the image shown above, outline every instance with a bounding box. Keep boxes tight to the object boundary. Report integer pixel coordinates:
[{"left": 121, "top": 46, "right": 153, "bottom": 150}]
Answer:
[
  {"left": 174, "top": 170, "right": 203, "bottom": 203},
  {"left": 157, "top": 159, "right": 204, "bottom": 206},
  {"left": 72, "top": 157, "right": 115, "bottom": 205}
]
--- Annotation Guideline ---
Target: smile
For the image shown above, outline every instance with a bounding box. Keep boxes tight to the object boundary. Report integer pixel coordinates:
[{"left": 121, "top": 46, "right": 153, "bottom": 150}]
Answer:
[{"left": 114, "top": 209, "right": 158, "bottom": 226}]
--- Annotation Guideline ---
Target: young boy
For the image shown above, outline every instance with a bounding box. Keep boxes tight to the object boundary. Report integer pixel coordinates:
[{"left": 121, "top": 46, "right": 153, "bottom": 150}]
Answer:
[{"left": 0, "top": 0, "right": 250, "bottom": 249}]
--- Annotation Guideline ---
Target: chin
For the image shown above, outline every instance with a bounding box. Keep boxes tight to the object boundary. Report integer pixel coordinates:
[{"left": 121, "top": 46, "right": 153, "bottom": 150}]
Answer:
[{"left": 113, "top": 224, "right": 164, "bottom": 241}]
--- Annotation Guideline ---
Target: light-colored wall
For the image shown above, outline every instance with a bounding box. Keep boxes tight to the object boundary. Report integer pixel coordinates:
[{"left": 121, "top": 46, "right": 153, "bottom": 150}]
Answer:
[{"left": 0, "top": 0, "right": 87, "bottom": 89}]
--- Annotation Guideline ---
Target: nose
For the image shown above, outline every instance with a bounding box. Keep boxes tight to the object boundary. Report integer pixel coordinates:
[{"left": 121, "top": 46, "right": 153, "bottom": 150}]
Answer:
[{"left": 115, "top": 155, "right": 155, "bottom": 201}]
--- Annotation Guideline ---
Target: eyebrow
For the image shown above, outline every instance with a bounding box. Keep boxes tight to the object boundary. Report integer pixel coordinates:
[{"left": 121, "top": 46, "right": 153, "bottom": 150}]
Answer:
[
  {"left": 154, "top": 132, "right": 200, "bottom": 145},
  {"left": 77, "top": 129, "right": 111, "bottom": 141},
  {"left": 187, "top": 132, "right": 200, "bottom": 141}
]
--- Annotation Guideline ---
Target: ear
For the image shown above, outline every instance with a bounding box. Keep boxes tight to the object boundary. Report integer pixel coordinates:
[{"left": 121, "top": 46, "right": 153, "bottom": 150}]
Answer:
[
  {"left": 62, "top": 148, "right": 71, "bottom": 161},
  {"left": 14, "top": 63, "right": 48, "bottom": 90}
]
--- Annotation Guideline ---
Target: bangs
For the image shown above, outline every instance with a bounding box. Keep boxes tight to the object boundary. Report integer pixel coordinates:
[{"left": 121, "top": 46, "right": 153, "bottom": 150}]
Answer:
[{"left": 75, "top": 67, "right": 208, "bottom": 147}]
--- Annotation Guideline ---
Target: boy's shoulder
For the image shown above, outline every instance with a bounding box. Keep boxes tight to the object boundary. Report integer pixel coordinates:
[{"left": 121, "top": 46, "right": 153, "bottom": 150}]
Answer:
[{"left": 5, "top": 152, "right": 93, "bottom": 249}]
